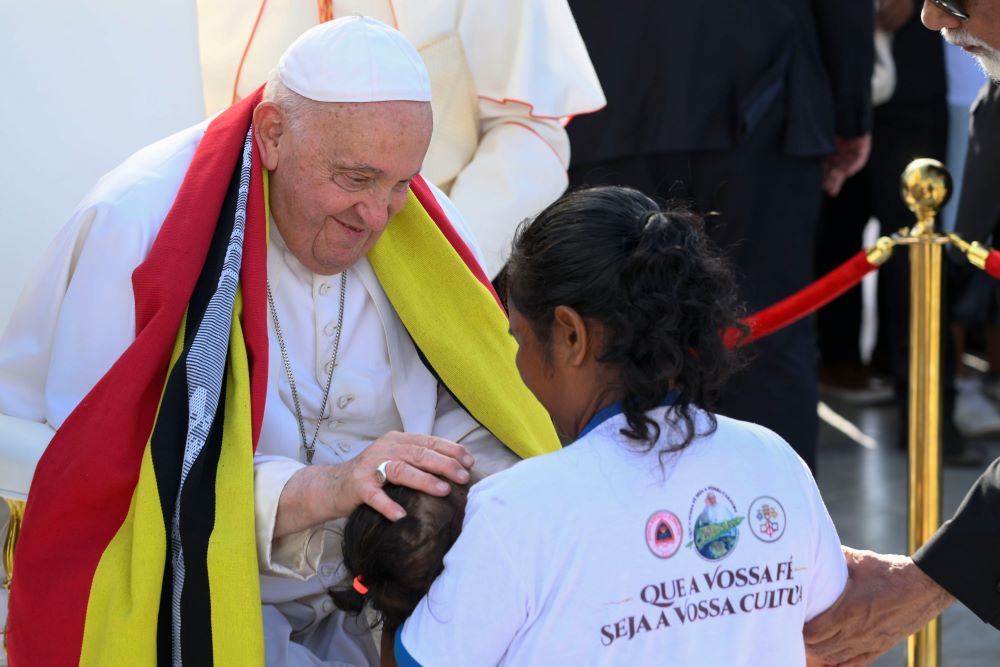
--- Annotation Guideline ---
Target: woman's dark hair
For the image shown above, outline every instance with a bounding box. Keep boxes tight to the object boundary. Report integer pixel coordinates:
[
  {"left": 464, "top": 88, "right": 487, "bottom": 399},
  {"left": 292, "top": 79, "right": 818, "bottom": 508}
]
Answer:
[
  {"left": 329, "top": 479, "right": 470, "bottom": 632},
  {"left": 505, "top": 185, "right": 747, "bottom": 452}
]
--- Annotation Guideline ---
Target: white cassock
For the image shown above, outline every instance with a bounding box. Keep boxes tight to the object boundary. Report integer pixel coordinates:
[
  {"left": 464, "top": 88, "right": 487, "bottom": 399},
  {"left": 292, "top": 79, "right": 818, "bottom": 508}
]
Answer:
[
  {"left": 197, "top": 0, "right": 606, "bottom": 273},
  {"left": 0, "top": 120, "right": 519, "bottom": 665}
]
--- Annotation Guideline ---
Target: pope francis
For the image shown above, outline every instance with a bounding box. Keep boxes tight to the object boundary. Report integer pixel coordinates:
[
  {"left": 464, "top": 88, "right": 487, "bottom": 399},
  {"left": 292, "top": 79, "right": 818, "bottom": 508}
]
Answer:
[{"left": 0, "top": 16, "right": 557, "bottom": 665}]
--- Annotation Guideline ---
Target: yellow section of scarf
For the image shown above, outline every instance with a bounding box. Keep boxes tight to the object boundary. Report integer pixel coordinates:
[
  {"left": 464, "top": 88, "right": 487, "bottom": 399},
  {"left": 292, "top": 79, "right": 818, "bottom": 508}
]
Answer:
[
  {"left": 80, "top": 295, "right": 263, "bottom": 665},
  {"left": 369, "top": 190, "right": 560, "bottom": 459}
]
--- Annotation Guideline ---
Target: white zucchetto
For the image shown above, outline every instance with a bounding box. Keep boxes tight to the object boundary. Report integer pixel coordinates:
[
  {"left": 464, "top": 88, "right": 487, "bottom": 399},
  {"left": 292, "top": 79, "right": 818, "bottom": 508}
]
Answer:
[{"left": 277, "top": 15, "right": 432, "bottom": 103}]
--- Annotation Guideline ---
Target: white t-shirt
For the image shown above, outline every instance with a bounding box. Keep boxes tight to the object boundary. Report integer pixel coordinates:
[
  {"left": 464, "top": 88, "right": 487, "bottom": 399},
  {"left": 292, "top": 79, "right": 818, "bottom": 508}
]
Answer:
[{"left": 396, "top": 408, "right": 847, "bottom": 666}]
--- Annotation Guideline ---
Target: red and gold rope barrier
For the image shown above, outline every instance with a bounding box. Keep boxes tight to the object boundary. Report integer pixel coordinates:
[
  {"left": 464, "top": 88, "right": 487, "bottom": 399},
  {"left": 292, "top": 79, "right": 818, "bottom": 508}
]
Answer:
[
  {"left": 726, "top": 238, "right": 895, "bottom": 348},
  {"left": 949, "top": 233, "right": 1000, "bottom": 280},
  {"left": 720, "top": 159, "right": 984, "bottom": 667},
  {"left": 728, "top": 159, "right": 958, "bottom": 667}
]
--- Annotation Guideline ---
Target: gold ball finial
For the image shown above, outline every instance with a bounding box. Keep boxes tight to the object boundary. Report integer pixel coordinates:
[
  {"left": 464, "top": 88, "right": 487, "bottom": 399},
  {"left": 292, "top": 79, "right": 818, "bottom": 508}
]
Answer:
[{"left": 900, "top": 158, "right": 952, "bottom": 231}]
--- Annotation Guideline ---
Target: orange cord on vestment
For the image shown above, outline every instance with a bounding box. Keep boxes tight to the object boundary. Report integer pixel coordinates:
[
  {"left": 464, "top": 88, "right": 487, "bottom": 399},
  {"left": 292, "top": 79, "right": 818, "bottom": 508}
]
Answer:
[{"left": 231, "top": 0, "right": 270, "bottom": 105}]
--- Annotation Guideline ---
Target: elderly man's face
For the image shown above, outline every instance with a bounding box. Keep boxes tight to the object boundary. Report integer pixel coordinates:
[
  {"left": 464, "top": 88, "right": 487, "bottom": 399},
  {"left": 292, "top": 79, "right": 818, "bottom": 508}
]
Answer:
[
  {"left": 261, "top": 100, "right": 432, "bottom": 275},
  {"left": 924, "top": 0, "right": 1000, "bottom": 79}
]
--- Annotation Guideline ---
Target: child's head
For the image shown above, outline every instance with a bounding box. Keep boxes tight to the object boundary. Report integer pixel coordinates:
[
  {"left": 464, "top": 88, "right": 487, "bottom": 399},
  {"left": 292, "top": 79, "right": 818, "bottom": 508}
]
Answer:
[
  {"left": 504, "top": 185, "right": 746, "bottom": 450},
  {"left": 329, "top": 477, "right": 471, "bottom": 632}
]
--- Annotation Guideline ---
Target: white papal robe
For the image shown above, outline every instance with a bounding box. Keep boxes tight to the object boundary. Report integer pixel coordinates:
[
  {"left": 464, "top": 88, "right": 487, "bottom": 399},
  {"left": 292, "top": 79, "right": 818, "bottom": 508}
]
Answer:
[{"left": 0, "top": 119, "right": 518, "bottom": 665}]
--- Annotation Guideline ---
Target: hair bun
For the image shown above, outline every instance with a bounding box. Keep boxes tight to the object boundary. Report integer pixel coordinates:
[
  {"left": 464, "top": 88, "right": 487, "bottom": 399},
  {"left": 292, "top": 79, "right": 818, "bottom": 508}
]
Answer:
[
  {"left": 328, "top": 585, "right": 366, "bottom": 615},
  {"left": 634, "top": 208, "right": 699, "bottom": 259},
  {"left": 640, "top": 210, "right": 669, "bottom": 232}
]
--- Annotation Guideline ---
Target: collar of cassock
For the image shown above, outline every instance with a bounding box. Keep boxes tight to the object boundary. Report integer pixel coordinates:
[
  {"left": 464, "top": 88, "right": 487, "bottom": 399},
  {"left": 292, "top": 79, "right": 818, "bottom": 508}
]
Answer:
[{"left": 7, "top": 87, "right": 558, "bottom": 665}]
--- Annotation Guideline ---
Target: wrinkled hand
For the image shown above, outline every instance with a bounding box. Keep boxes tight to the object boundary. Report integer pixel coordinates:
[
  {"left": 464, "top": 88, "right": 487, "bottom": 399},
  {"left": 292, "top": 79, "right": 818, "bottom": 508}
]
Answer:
[
  {"left": 822, "top": 135, "right": 872, "bottom": 197},
  {"left": 877, "top": 0, "right": 916, "bottom": 32},
  {"left": 333, "top": 431, "right": 474, "bottom": 520},
  {"left": 804, "top": 546, "right": 955, "bottom": 667},
  {"left": 275, "top": 432, "right": 474, "bottom": 537}
]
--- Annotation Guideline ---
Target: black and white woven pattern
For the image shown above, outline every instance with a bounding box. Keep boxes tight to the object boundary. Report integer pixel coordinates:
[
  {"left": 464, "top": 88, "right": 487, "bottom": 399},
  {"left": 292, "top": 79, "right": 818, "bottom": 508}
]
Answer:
[{"left": 168, "top": 127, "right": 253, "bottom": 665}]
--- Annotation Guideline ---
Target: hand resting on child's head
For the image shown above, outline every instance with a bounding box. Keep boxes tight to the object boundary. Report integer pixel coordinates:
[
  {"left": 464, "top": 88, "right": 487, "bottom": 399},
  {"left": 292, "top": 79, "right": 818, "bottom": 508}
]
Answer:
[{"left": 329, "top": 473, "right": 481, "bottom": 632}]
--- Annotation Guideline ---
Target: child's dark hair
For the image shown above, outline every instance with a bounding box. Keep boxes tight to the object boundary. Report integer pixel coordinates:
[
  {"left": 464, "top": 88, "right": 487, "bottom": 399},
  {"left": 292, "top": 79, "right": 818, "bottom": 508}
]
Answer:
[
  {"left": 505, "top": 185, "right": 747, "bottom": 452},
  {"left": 329, "top": 479, "right": 470, "bottom": 632}
]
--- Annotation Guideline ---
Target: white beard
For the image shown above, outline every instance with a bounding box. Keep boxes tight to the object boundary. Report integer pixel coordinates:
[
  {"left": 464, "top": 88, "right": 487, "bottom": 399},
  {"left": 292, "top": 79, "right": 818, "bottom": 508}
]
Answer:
[
  {"left": 978, "top": 54, "right": 1000, "bottom": 81},
  {"left": 943, "top": 28, "right": 1000, "bottom": 82}
]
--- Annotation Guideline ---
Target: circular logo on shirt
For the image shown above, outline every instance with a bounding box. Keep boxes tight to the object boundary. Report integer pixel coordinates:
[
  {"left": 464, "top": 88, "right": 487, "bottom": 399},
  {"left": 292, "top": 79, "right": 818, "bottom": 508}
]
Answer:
[
  {"left": 747, "top": 496, "right": 786, "bottom": 543},
  {"left": 645, "top": 510, "right": 683, "bottom": 559},
  {"left": 686, "top": 486, "right": 743, "bottom": 561}
]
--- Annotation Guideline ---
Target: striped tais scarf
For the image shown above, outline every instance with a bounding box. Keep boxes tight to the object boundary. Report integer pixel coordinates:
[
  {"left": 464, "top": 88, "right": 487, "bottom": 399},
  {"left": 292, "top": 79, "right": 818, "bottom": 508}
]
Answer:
[{"left": 7, "top": 88, "right": 558, "bottom": 665}]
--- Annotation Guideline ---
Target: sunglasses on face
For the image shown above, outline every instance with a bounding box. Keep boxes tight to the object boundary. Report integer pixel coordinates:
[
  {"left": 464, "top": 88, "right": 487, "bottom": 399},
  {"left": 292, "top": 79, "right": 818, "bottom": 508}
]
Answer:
[{"left": 932, "top": 0, "right": 970, "bottom": 20}]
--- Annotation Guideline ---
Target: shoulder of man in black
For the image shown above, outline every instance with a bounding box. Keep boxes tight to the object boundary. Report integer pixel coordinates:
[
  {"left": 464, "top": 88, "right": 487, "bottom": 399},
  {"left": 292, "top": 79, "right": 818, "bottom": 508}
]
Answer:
[
  {"left": 913, "top": 457, "right": 1000, "bottom": 629},
  {"left": 954, "top": 83, "right": 1000, "bottom": 244}
]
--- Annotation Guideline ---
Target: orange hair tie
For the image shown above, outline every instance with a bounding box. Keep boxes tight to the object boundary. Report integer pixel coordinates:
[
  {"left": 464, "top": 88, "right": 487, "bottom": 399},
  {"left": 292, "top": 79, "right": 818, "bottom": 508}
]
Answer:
[{"left": 353, "top": 575, "right": 369, "bottom": 595}]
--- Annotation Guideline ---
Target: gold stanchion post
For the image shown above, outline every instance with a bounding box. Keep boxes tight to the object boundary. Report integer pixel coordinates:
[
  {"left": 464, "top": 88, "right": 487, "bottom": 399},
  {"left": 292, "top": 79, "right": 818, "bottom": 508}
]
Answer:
[
  {"left": 900, "top": 158, "right": 950, "bottom": 667},
  {"left": 2, "top": 497, "right": 24, "bottom": 590},
  {"left": 3, "top": 497, "right": 25, "bottom": 656}
]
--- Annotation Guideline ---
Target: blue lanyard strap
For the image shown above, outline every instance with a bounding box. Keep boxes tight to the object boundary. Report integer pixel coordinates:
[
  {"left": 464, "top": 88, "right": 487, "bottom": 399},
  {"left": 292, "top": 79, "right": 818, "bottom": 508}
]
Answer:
[
  {"left": 395, "top": 626, "right": 423, "bottom": 666},
  {"left": 577, "top": 391, "right": 678, "bottom": 439}
]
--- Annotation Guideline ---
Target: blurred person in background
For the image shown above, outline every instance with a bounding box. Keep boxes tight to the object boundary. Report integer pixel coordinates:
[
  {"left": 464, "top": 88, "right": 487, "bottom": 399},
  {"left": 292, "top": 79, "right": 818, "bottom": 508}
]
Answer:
[
  {"left": 806, "top": 3, "right": 1000, "bottom": 664},
  {"left": 812, "top": 21, "right": 896, "bottom": 407},
  {"left": 565, "top": 0, "right": 874, "bottom": 471},
  {"left": 950, "top": 83, "right": 1000, "bottom": 439},
  {"left": 812, "top": 0, "right": 982, "bottom": 464},
  {"left": 940, "top": 41, "right": 987, "bottom": 233}
]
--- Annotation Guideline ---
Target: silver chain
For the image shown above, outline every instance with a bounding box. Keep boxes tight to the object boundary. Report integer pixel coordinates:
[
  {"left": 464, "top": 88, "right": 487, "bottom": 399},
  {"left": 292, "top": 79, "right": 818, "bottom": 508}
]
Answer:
[{"left": 266, "top": 272, "right": 347, "bottom": 465}]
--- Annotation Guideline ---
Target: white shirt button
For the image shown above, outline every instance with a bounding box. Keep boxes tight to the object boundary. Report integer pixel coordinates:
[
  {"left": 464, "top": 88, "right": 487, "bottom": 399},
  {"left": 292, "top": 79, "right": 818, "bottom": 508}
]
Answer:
[
  {"left": 324, "top": 322, "right": 339, "bottom": 337},
  {"left": 318, "top": 282, "right": 331, "bottom": 296},
  {"left": 320, "top": 564, "right": 334, "bottom": 578},
  {"left": 336, "top": 394, "right": 355, "bottom": 409},
  {"left": 327, "top": 419, "right": 342, "bottom": 431},
  {"left": 337, "top": 441, "right": 352, "bottom": 453},
  {"left": 322, "top": 598, "right": 334, "bottom": 614}
]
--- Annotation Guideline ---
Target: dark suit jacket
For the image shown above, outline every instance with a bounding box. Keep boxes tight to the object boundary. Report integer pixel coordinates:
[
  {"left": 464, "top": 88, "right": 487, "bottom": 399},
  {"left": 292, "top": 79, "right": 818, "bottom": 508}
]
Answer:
[
  {"left": 884, "top": 1, "right": 947, "bottom": 106},
  {"left": 913, "top": 457, "right": 1000, "bottom": 629},
  {"left": 955, "top": 82, "right": 1000, "bottom": 244},
  {"left": 566, "top": 0, "right": 873, "bottom": 166}
]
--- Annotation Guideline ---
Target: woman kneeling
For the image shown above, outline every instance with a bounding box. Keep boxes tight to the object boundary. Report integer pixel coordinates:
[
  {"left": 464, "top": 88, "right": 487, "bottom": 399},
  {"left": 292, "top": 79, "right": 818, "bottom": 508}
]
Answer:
[{"left": 337, "top": 186, "right": 846, "bottom": 667}]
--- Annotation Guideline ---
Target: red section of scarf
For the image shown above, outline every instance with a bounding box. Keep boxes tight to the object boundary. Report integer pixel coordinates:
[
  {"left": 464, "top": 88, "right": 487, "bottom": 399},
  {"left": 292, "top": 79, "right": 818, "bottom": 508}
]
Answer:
[
  {"left": 409, "top": 175, "right": 505, "bottom": 312},
  {"left": 6, "top": 89, "right": 268, "bottom": 664}
]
